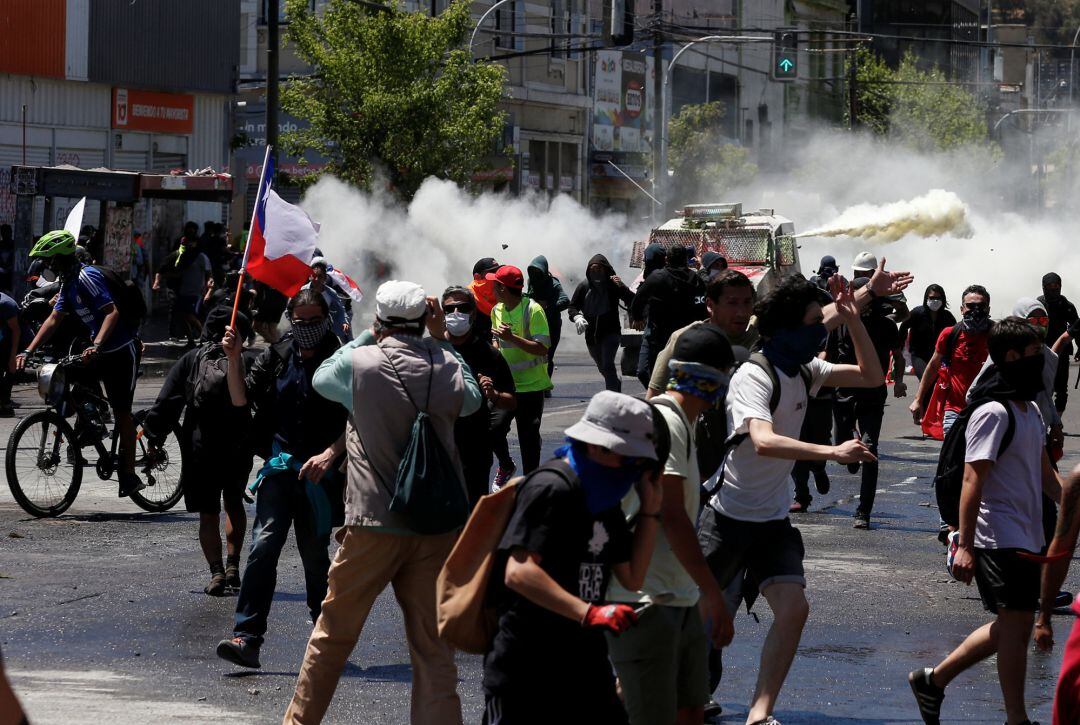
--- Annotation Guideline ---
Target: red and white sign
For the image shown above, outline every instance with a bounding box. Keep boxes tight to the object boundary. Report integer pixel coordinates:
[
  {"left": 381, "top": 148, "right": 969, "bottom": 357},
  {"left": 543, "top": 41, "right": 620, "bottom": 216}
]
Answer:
[{"left": 112, "top": 88, "right": 194, "bottom": 134}]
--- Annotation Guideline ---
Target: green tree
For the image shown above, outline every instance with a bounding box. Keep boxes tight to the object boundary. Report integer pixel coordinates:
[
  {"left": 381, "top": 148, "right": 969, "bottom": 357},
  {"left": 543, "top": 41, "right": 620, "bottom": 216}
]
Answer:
[
  {"left": 847, "top": 46, "right": 894, "bottom": 135},
  {"left": 281, "top": 0, "right": 507, "bottom": 199},
  {"left": 667, "top": 102, "right": 757, "bottom": 205}
]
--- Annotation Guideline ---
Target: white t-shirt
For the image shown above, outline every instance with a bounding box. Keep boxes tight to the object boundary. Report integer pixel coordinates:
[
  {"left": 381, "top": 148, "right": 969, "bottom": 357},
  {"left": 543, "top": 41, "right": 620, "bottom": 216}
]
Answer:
[
  {"left": 712, "top": 357, "right": 834, "bottom": 522},
  {"left": 965, "top": 400, "right": 1046, "bottom": 552},
  {"left": 607, "top": 395, "right": 700, "bottom": 607}
]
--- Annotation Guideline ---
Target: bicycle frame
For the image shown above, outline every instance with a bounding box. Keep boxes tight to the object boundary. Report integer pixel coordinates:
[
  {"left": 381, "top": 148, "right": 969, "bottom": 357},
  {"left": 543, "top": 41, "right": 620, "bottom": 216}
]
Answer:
[{"left": 38, "top": 355, "right": 123, "bottom": 480}]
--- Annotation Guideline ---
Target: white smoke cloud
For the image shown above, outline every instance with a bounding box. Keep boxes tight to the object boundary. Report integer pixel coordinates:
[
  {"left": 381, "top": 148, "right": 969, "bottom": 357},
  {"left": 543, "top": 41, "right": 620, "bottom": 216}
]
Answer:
[
  {"left": 298, "top": 176, "right": 648, "bottom": 310},
  {"left": 795, "top": 189, "right": 973, "bottom": 243}
]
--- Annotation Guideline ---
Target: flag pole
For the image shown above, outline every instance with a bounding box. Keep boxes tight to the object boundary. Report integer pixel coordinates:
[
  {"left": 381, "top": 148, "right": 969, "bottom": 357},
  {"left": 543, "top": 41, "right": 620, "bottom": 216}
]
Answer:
[{"left": 230, "top": 144, "right": 272, "bottom": 330}]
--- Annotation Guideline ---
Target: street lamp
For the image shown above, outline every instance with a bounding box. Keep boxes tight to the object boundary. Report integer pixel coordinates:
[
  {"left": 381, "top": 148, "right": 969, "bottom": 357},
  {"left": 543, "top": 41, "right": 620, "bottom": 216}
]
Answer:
[
  {"left": 656, "top": 35, "right": 768, "bottom": 216},
  {"left": 1069, "top": 24, "right": 1080, "bottom": 107},
  {"left": 469, "top": 0, "right": 517, "bottom": 52}
]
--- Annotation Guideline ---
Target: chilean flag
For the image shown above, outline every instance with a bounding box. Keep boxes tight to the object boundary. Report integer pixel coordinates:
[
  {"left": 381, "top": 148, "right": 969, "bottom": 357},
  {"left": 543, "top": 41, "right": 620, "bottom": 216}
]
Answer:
[
  {"left": 327, "top": 266, "right": 364, "bottom": 304},
  {"left": 244, "top": 154, "right": 320, "bottom": 297}
]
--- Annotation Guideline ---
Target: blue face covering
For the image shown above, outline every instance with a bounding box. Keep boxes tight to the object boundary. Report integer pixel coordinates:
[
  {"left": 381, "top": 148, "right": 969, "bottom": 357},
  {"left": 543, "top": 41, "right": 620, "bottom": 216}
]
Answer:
[
  {"left": 763, "top": 322, "right": 827, "bottom": 376},
  {"left": 555, "top": 441, "right": 642, "bottom": 515}
]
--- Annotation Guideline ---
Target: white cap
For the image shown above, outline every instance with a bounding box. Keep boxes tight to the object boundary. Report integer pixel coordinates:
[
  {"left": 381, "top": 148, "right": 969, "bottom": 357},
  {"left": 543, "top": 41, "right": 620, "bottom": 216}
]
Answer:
[
  {"left": 310, "top": 256, "right": 328, "bottom": 269},
  {"left": 375, "top": 280, "right": 427, "bottom": 325},
  {"left": 852, "top": 251, "right": 878, "bottom": 272}
]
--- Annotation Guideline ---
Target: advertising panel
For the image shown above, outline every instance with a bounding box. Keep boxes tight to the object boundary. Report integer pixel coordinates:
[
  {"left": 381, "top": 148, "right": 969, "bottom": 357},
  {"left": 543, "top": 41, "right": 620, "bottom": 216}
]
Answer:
[
  {"left": 592, "top": 51, "right": 653, "bottom": 154},
  {"left": 112, "top": 88, "right": 195, "bottom": 135}
]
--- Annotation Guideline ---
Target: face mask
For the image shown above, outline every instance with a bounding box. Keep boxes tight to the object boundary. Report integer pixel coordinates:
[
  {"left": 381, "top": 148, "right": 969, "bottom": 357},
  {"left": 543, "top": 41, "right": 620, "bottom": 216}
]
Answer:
[
  {"left": 445, "top": 311, "right": 472, "bottom": 337},
  {"left": 667, "top": 360, "right": 730, "bottom": 405},
  {"left": 292, "top": 318, "right": 329, "bottom": 349},
  {"left": 1044, "top": 287, "right": 1062, "bottom": 300},
  {"left": 927, "top": 299, "right": 944, "bottom": 312},
  {"left": 763, "top": 322, "right": 828, "bottom": 376},
  {"left": 999, "top": 352, "right": 1045, "bottom": 401},
  {"left": 556, "top": 442, "right": 643, "bottom": 515},
  {"left": 819, "top": 267, "right": 836, "bottom": 279},
  {"left": 587, "top": 270, "right": 606, "bottom": 284},
  {"left": 961, "top": 307, "right": 990, "bottom": 332}
]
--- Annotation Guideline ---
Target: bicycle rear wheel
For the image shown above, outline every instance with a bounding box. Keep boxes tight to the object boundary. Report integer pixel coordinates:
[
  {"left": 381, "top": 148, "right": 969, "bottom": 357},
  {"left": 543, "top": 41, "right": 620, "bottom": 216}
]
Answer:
[
  {"left": 129, "top": 419, "right": 185, "bottom": 513},
  {"left": 5, "top": 410, "right": 83, "bottom": 517}
]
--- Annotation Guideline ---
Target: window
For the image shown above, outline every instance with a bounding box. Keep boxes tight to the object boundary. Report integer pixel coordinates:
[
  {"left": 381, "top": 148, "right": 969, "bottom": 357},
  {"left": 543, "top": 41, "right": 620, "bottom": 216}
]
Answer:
[{"left": 495, "top": 0, "right": 521, "bottom": 51}]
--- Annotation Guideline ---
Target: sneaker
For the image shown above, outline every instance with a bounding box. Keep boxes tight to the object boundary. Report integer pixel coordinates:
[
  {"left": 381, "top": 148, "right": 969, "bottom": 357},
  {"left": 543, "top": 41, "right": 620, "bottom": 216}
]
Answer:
[
  {"left": 853, "top": 511, "right": 871, "bottom": 529},
  {"left": 204, "top": 571, "right": 227, "bottom": 596},
  {"left": 789, "top": 500, "right": 809, "bottom": 514},
  {"left": 491, "top": 465, "right": 516, "bottom": 493},
  {"left": 118, "top": 471, "right": 146, "bottom": 498},
  {"left": 908, "top": 667, "right": 944, "bottom": 724},
  {"left": 216, "top": 636, "right": 261, "bottom": 669},
  {"left": 749, "top": 718, "right": 782, "bottom": 725},
  {"left": 813, "top": 469, "right": 830, "bottom": 495},
  {"left": 937, "top": 526, "right": 951, "bottom": 546},
  {"left": 1054, "top": 591, "right": 1074, "bottom": 610},
  {"left": 703, "top": 699, "right": 722, "bottom": 722}
]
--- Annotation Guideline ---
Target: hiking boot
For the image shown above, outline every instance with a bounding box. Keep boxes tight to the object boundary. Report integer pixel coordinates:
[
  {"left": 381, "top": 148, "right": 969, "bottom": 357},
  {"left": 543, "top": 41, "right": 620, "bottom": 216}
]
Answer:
[
  {"left": 789, "top": 500, "right": 809, "bottom": 514},
  {"left": 908, "top": 667, "right": 944, "bottom": 724},
  {"left": 491, "top": 464, "right": 516, "bottom": 493},
  {"left": 118, "top": 471, "right": 146, "bottom": 498},
  {"left": 853, "top": 511, "right": 871, "bottom": 529},
  {"left": 813, "top": 469, "right": 831, "bottom": 495},
  {"left": 204, "top": 570, "right": 227, "bottom": 596},
  {"left": 216, "top": 636, "right": 261, "bottom": 669}
]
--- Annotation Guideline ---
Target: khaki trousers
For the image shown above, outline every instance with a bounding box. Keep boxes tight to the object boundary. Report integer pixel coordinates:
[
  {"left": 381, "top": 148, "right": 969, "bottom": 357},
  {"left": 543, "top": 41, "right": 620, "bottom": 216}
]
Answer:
[{"left": 283, "top": 526, "right": 462, "bottom": 725}]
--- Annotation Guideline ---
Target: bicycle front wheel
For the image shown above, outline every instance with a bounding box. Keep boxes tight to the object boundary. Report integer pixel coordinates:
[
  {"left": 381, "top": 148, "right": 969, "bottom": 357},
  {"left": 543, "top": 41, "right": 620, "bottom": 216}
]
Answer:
[
  {"left": 5, "top": 410, "right": 83, "bottom": 517},
  {"left": 129, "top": 420, "right": 185, "bottom": 513}
]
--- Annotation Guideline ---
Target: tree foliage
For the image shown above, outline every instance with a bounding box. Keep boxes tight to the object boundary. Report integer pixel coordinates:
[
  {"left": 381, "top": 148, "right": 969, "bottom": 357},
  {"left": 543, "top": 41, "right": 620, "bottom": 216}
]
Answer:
[
  {"left": 281, "top": 0, "right": 507, "bottom": 199},
  {"left": 667, "top": 102, "right": 757, "bottom": 204},
  {"left": 1020, "top": 0, "right": 1080, "bottom": 45},
  {"left": 851, "top": 49, "right": 990, "bottom": 152}
]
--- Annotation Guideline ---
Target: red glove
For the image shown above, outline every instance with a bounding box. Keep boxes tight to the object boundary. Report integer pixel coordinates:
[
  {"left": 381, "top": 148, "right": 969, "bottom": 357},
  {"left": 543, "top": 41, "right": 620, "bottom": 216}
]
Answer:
[{"left": 581, "top": 603, "right": 638, "bottom": 634}]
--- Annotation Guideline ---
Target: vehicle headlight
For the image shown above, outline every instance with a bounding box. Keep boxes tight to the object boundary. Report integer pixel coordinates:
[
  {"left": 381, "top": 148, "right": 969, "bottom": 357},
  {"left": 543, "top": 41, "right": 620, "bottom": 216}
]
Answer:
[{"left": 37, "top": 364, "right": 65, "bottom": 406}]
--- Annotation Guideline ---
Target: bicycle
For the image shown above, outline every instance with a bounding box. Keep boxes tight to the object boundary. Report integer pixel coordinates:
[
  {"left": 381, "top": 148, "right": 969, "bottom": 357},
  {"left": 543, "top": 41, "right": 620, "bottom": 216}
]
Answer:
[{"left": 5, "top": 353, "right": 185, "bottom": 517}]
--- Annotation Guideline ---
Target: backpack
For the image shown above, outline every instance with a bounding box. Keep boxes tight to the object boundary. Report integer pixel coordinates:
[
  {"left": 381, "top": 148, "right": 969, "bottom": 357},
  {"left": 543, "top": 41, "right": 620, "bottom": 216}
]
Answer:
[
  {"left": 701, "top": 352, "right": 812, "bottom": 493},
  {"left": 939, "top": 325, "right": 964, "bottom": 367},
  {"left": 436, "top": 460, "right": 574, "bottom": 654},
  {"left": 934, "top": 398, "right": 1016, "bottom": 528},
  {"left": 91, "top": 265, "right": 147, "bottom": 330},
  {"left": 368, "top": 345, "right": 471, "bottom": 535},
  {"left": 186, "top": 344, "right": 229, "bottom": 411}
]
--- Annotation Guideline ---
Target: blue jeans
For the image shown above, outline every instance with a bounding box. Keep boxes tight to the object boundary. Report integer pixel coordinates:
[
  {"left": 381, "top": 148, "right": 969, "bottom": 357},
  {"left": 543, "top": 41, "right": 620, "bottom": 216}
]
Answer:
[
  {"left": 636, "top": 335, "right": 655, "bottom": 389},
  {"left": 233, "top": 472, "right": 331, "bottom": 646}
]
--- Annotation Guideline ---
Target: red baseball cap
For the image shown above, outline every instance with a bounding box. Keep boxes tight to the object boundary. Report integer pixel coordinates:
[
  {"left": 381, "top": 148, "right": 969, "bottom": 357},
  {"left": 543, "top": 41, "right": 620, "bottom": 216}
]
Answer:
[{"left": 486, "top": 265, "right": 524, "bottom": 290}]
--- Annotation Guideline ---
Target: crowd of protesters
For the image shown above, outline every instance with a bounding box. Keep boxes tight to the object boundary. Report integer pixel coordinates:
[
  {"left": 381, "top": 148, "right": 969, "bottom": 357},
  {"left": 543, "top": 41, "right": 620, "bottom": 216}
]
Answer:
[{"left": 8, "top": 225, "right": 1080, "bottom": 725}]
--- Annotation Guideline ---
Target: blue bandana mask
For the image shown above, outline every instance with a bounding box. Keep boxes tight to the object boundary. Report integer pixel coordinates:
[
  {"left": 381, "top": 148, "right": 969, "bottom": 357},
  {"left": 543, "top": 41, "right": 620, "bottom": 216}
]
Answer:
[
  {"left": 556, "top": 441, "right": 642, "bottom": 514},
  {"left": 666, "top": 360, "right": 730, "bottom": 405},
  {"left": 762, "top": 322, "right": 827, "bottom": 376}
]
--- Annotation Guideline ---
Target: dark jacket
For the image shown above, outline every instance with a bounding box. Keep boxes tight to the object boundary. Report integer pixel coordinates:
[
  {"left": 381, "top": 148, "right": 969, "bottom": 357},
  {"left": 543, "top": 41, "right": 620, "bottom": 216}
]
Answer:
[
  {"left": 899, "top": 304, "right": 956, "bottom": 362},
  {"left": 526, "top": 255, "right": 570, "bottom": 332},
  {"left": 1041, "top": 294, "right": 1079, "bottom": 356},
  {"left": 568, "top": 254, "right": 635, "bottom": 343},
  {"left": 246, "top": 331, "right": 347, "bottom": 462},
  {"left": 630, "top": 264, "right": 707, "bottom": 344}
]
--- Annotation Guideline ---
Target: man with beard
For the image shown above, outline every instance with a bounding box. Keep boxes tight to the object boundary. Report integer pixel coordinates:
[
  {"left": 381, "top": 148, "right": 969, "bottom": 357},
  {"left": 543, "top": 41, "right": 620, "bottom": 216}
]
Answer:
[
  {"left": 1039, "top": 272, "right": 1078, "bottom": 414},
  {"left": 568, "top": 254, "right": 635, "bottom": 392}
]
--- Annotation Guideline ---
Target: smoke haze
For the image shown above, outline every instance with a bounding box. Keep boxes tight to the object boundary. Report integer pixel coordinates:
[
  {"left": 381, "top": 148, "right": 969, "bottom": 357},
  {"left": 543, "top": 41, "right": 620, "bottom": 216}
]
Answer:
[{"left": 796, "top": 189, "right": 972, "bottom": 243}]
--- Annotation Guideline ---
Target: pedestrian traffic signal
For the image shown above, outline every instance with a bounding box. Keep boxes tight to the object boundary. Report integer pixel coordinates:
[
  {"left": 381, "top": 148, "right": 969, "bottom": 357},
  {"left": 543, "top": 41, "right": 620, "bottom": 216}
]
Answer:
[
  {"left": 603, "top": 0, "right": 634, "bottom": 47},
  {"left": 772, "top": 29, "right": 798, "bottom": 81}
]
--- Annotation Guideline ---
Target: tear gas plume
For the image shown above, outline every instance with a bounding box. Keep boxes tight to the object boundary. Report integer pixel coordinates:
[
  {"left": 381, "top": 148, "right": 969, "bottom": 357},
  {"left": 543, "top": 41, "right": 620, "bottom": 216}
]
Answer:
[
  {"left": 795, "top": 189, "right": 973, "bottom": 243},
  {"left": 298, "top": 177, "right": 647, "bottom": 313}
]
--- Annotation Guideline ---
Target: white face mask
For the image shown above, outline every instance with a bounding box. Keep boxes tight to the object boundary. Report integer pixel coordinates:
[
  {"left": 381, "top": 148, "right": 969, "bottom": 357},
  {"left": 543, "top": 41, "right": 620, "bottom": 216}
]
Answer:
[
  {"left": 927, "top": 299, "right": 943, "bottom": 312},
  {"left": 445, "top": 311, "right": 472, "bottom": 337}
]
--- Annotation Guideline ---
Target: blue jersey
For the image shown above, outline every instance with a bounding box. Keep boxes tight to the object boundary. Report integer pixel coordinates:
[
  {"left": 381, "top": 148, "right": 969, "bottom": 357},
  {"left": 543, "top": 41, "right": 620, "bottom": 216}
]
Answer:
[{"left": 55, "top": 266, "right": 134, "bottom": 352}]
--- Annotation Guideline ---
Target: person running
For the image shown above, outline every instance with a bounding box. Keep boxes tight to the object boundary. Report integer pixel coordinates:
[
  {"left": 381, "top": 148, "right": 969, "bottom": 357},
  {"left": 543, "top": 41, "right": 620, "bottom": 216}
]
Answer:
[
  {"left": 698, "top": 273, "right": 895, "bottom": 725},
  {"left": 215, "top": 289, "right": 347, "bottom": 670},
  {"left": 16, "top": 230, "right": 144, "bottom": 497},
  {"left": 630, "top": 245, "right": 707, "bottom": 388},
  {"left": 488, "top": 265, "right": 551, "bottom": 486},
  {"left": 1039, "top": 272, "right": 1078, "bottom": 414},
  {"left": 607, "top": 325, "right": 736, "bottom": 725},
  {"left": 525, "top": 255, "right": 569, "bottom": 389},
  {"left": 909, "top": 317, "right": 1063, "bottom": 725},
  {"left": 142, "top": 307, "right": 254, "bottom": 595},
  {"left": 829, "top": 276, "right": 905, "bottom": 529},
  {"left": 568, "top": 254, "right": 635, "bottom": 392},
  {"left": 910, "top": 285, "right": 992, "bottom": 440},
  {"left": 482, "top": 390, "right": 663, "bottom": 724},
  {"left": 282, "top": 281, "right": 483, "bottom": 724},
  {"left": 899, "top": 284, "right": 956, "bottom": 383},
  {"left": 442, "top": 286, "right": 517, "bottom": 507},
  {"left": 153, "top": 231, "right": 212, "bottom": 345}
]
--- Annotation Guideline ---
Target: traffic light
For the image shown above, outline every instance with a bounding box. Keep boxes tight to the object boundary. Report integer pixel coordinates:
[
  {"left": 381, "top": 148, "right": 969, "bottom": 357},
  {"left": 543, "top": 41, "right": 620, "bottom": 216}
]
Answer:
[
  {"left": 771, "top": 29, "right": 798, "bottom": 81},
  {"left": 604, "top": 0, "right": 634, "bottom": 47}
]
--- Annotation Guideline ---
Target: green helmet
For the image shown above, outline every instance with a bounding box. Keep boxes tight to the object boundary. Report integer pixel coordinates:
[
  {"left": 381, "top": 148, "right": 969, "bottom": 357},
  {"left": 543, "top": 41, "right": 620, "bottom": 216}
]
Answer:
[{"left": 29, "top": 230, "right": 77, "bottom": 258}]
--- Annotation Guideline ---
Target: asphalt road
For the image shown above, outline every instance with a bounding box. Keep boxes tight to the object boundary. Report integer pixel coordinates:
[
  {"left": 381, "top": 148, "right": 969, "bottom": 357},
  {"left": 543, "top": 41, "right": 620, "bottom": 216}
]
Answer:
[{"left": 1, "top": 336, "right": 1078, "bottom": 724}]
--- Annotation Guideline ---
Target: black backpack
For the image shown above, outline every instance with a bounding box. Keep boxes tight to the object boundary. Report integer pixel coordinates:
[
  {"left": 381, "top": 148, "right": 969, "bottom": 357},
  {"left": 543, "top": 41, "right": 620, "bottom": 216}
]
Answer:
[
  {"left": 186, "top": 344, "right": 229, "bottom": 412},
  {"left": 91, "top": 265, "right": 147, "bottom": 331},
  {"left": 933, "top": 398, "right": 1015, "bottom": 528}
]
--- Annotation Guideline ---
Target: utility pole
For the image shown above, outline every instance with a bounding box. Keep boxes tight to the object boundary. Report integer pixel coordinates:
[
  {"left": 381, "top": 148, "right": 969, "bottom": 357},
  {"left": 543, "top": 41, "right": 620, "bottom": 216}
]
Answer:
[
  {"left": 267, "top": 0, "right": 280, "bottom": 168},
  {"left": 651, "top": 0, "right": 664, "bottom": 221}
]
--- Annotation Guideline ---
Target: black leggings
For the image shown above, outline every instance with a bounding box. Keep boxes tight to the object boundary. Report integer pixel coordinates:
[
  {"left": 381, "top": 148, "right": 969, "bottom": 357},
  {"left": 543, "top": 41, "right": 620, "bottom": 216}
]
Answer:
[
  {"left": 587, "top": 331, "right": 622, "bottom": 392},
  {"left": 491, "top": 391, "right": 546, "bottom": 474}
]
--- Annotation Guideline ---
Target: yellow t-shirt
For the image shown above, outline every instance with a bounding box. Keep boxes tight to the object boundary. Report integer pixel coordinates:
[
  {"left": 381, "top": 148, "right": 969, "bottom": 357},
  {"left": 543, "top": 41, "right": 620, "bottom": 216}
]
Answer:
[{"left": 492, "top": 299, "right": 553, "bottom": 393}]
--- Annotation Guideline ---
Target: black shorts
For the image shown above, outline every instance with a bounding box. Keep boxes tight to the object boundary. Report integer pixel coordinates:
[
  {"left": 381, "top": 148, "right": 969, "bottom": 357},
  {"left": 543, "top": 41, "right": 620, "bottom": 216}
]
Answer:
[
  {"left": 181, "top": 454, "right": 252, "bottom": 515},
  {"left": 85, "top": 342, "right": 139, "bottom": 414},
  {"left": 698, "top": 506, "right": 806, "bottom": 592},
  {"left": 974, "top": 548, "right": 1040, "bottom": 614}
]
